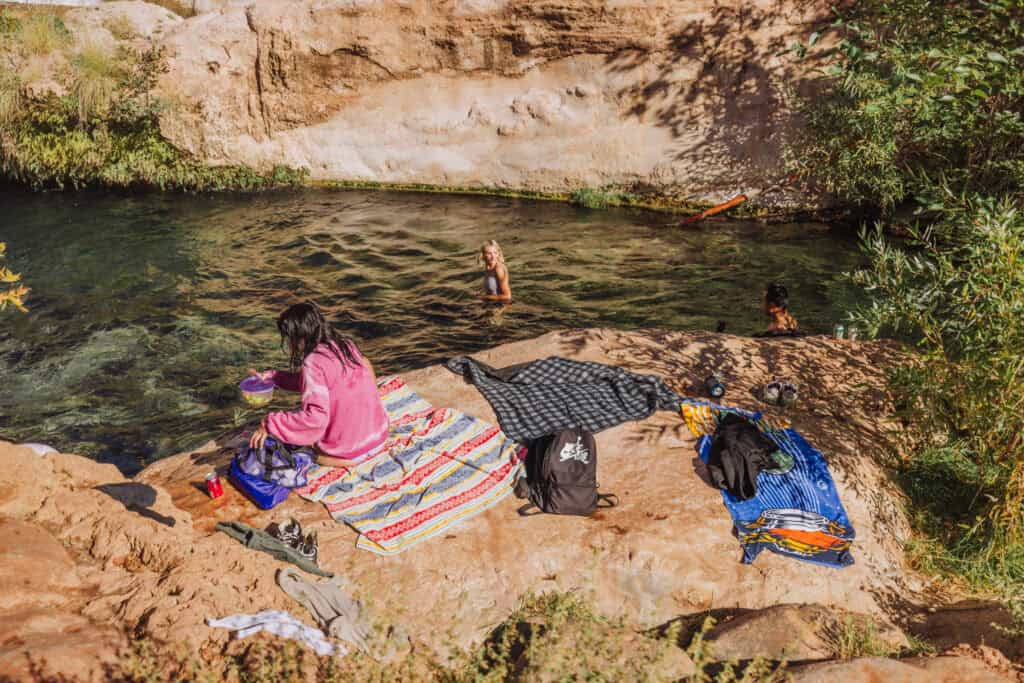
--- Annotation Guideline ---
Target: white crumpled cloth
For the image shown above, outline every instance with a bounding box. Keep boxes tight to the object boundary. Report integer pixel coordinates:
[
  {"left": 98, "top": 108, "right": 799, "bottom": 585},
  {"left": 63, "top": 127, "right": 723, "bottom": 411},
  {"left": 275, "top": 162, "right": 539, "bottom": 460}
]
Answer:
[{"left": 206, "top": 609, "right": 347, "bottom": 657}]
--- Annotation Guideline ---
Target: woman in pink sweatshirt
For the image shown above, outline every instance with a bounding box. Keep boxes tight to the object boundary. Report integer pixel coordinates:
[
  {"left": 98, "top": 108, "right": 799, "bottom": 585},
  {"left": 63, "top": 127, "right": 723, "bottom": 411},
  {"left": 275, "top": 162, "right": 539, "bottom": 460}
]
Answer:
[{"left": 248, "top": 302, "right": 389, "bottom": 465}]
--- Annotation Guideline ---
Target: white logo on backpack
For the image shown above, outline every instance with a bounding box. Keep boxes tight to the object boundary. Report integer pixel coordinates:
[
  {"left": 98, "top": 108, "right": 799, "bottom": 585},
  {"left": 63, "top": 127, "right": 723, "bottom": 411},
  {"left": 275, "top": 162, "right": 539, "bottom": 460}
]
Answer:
[{"left": 558, "top": 437, "right": 590, "bottom": 464}]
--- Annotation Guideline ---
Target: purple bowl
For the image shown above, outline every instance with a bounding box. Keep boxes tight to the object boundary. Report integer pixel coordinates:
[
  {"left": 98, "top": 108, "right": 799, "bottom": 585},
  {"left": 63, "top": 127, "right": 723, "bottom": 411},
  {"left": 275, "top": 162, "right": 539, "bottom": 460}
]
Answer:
[{"left": 240, "top": 376, "right": 275, "bottom": 393}]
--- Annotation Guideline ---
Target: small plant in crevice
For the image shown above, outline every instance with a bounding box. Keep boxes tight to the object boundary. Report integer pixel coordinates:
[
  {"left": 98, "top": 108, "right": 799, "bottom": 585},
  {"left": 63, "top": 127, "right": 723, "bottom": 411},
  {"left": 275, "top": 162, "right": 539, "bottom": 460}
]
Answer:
[
  {"left": 904, "top": 633, "right": 937, "bottom": 657},
  {"left": 684, "top": 615, "right": 788, "bottom": 683},
  {"left": 104, "top": 14, "right": 136, "bottom": 41},
  {"left": 570, "top": 187, "right": 641, "bottom": 210},
  {"left": 823, "top": 616, "right": 900, "bottom": 660}
]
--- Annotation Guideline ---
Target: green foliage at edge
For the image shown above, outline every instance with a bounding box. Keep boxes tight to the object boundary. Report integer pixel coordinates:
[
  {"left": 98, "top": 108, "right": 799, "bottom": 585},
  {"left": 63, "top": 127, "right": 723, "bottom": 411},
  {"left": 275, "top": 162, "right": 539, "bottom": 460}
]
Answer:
[
  {"left": 790, "top": 0, "right": 1024, "bottom": 623},
  {"left": 788, "top": 0, "right": 1024, "bottom": 213},
  {"left": 850, "top": 198, "right": 1024, "bottom": 621}
]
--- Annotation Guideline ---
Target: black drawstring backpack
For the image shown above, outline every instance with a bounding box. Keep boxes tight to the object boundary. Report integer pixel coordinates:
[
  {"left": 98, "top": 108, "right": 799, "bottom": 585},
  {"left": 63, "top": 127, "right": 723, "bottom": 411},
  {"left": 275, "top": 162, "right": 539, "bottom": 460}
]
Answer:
[{"left": 516, "top": 427, "right": 618, "bottom": 516}]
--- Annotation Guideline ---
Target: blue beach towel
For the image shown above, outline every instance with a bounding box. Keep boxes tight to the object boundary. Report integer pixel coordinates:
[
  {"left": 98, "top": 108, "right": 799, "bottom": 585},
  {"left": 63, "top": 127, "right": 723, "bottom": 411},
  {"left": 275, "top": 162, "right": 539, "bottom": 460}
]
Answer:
[{"left": 683, "top": 400, "right": 855, "bottom": 568}]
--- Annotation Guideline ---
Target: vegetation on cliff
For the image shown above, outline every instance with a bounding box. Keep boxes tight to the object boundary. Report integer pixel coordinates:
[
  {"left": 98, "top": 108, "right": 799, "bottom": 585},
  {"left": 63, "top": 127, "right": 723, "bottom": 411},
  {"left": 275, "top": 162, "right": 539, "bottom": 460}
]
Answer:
[
  {"left": 791, "top": 0, "right": 1024, "bottom": 213},
  {"left": 0, "top": 10, "right": 305, "bottom": 191},
  {"left": 793, "top": 0, "right": 1024, "bottom": 617}
]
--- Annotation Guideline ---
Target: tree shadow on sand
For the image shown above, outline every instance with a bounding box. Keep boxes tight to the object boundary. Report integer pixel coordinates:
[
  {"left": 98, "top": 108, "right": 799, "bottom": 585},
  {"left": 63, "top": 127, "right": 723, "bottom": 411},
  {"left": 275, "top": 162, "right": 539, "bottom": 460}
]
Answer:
[{"left": 556, "top": 327, "right": 905, "bottom": 521}]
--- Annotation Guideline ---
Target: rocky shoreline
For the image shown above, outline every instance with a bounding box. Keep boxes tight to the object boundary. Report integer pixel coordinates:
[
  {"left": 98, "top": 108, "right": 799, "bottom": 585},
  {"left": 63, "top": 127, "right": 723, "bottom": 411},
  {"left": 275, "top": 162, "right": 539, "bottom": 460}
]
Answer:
[{"left": 2, "top": 329, "right": 1021, "bottom": 680}]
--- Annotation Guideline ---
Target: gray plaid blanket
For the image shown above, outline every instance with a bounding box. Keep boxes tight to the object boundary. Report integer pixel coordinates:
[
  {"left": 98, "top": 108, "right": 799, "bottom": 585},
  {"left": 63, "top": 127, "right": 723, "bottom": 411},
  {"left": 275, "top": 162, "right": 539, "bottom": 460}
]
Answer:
[{"left": 445, "top": 356, "right": 683, "bottom": 443}]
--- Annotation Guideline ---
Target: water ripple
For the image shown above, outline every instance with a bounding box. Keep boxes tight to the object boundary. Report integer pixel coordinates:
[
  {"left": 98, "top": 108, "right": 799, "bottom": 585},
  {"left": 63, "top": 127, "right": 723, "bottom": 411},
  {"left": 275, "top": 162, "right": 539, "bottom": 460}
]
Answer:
[{"left": 0, "top": 188, "right": 864, "bottom": 472}]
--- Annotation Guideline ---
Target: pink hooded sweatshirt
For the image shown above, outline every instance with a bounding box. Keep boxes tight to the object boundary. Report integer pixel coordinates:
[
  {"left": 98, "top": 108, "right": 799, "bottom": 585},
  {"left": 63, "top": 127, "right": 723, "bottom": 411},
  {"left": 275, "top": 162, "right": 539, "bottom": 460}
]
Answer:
[{"left": 265, "top": 341, "right": 389, "bottom": 462}]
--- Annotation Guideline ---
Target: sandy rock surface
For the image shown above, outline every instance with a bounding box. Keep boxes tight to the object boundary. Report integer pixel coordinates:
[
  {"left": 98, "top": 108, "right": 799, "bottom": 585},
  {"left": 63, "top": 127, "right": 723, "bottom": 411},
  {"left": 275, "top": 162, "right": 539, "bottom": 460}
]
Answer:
[
  {"left": 63, "top": 1, "right": 182, "bottom": 43},
  {"left": 789, "top": 654, "right": 1016, "bottom": 682},
  {"left": 700, "top": 603, "right": 909, "bottom": 663},
  {"left": 1, "top": 329, "right": 1019, "bottom": 681},
  {"left": 57, "top": 0, "right": 833, "bottom": 206},
  {"left": 138, "top": 329, "right": 916, "bottom": 638}
]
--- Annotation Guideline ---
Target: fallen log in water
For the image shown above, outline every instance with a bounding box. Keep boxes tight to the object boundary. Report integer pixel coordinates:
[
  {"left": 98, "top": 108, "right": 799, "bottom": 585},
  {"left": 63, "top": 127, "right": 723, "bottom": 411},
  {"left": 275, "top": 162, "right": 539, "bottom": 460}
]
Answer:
[{"left": 678, "top": 194, "right": 747, "bottom": 225}]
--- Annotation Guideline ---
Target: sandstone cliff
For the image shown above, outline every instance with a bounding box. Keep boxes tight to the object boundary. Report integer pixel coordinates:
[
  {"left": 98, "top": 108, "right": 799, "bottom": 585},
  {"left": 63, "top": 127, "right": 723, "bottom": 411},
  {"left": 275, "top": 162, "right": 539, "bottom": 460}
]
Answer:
[
  {"left": 49, "top": 0, "right": 835, "bottom": 206},
  {"left": 2, "top": 330, "right": 1021, "bottom": 680}
]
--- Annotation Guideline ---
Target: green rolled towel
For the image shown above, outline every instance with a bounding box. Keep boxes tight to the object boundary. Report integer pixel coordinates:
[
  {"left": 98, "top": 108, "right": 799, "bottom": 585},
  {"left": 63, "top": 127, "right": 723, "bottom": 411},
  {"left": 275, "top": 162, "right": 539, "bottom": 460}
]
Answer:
[{"left": 216, "top": 520, "right": 333, "bottom": 578}]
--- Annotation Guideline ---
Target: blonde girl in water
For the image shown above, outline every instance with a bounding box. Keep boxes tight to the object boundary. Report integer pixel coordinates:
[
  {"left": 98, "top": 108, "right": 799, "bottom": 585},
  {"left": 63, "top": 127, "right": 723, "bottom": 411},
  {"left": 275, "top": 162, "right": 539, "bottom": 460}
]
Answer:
[{"left": 480, "top": 239, "right": 512, "bottom": 302}]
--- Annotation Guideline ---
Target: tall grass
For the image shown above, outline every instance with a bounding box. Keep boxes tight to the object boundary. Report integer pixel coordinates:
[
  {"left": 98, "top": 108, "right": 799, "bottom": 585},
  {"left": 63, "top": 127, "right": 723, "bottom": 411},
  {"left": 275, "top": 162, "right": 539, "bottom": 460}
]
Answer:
[
  {"left": 73, "top": 43, "right": 123, "bottom": 122},
  {"left": 0, "top": 68, "right": 21, "bottom": 127},
  {"left": 16, "top": 12, "right": 70, "bottom": 55},
  {"left": 823, "top": 617, "right": 900, "bottom": 659}
]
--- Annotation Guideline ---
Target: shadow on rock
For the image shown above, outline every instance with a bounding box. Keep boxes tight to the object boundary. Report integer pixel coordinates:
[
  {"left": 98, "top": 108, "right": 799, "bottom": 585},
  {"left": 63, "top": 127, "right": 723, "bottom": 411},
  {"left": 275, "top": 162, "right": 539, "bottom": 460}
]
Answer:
[{"left": 95, "top": 483, "right": 176, "bottom": 528}]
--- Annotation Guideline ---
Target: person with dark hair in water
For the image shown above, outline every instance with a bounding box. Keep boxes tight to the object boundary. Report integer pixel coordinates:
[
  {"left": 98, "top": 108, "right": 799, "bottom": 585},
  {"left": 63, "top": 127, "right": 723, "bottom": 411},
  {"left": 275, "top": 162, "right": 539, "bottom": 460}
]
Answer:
[
  {"left": 761, "top": 282, "right": 801, "bottom": 335},
  {"left": 247, "top": 302, "right": 389, "bottom": 466}
]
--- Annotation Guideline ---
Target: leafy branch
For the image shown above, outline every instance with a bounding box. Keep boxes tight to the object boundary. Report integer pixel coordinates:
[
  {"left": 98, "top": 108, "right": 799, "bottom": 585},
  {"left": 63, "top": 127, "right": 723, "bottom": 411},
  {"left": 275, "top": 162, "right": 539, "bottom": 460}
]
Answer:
[{"left": 0, "top": 241, "right": 28, "bottom": 312}]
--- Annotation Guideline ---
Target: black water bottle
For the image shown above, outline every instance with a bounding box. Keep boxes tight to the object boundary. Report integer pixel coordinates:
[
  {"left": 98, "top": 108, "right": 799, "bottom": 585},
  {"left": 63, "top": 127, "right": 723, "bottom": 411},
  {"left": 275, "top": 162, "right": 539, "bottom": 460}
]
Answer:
[{"left": 705, "top": 374, "right": 726, "bottom": 399}]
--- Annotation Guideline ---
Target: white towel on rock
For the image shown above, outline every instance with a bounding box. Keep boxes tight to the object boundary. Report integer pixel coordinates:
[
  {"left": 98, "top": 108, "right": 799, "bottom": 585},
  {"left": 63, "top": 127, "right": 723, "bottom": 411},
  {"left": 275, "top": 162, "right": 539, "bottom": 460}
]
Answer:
[{"left": 206, "top": 609, "right": 347, "bottom": 657}]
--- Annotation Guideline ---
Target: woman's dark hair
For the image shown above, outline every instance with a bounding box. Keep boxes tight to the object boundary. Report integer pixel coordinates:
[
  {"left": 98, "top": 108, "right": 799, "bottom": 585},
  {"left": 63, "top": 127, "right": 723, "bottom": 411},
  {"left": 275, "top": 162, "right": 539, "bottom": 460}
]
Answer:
[
  {"left": 765, "top": 282, "right": 789, "bottom": 310},
  {"left": 276, "top": 302, "right": 361, "bottom": 370}
]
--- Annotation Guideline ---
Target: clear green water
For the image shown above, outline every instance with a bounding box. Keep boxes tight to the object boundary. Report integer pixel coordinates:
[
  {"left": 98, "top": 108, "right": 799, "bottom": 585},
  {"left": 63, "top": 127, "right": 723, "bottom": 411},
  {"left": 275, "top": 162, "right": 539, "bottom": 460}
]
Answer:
[{"left": 0, "top": 188, "right": 863, "bottom": 473}]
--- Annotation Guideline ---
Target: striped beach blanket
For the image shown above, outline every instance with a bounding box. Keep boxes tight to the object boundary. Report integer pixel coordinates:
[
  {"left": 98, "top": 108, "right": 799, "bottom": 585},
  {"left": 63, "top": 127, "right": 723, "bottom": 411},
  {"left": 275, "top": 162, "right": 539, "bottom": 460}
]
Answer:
[
  {"left": 681, "top": 400, "right": 855, "bottom": 568},
  {"left": 295, "top": 376, "right": 526, "bottom": 555}
]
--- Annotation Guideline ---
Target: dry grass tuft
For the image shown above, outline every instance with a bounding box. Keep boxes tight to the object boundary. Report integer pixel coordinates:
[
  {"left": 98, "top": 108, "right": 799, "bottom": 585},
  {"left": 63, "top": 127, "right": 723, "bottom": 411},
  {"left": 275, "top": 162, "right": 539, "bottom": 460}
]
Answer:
[
  {"left": 0, "top": 68, "right": 21, "bottom": 126},
  {"left": 16, "top": 12, "right": 70, "bottom": 55},
  {"left": 104, "top": 14, "right": 136, "bottom": 41},
  {"left": 72, "top": 43, "right": 124, "bottom": 122}
]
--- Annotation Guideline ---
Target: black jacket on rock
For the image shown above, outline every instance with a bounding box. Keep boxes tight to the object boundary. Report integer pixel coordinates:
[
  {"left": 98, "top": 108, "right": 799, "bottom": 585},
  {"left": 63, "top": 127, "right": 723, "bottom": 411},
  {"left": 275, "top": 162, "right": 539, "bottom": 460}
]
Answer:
[{"left": 706, "top": 413, "right": 779, "bottom": 501}]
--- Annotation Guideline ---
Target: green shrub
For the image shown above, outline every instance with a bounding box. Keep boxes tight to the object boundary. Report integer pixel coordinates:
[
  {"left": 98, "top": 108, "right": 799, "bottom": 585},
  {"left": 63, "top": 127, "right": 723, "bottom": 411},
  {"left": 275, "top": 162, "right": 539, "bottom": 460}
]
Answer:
[
  {"left": 850, "top": 197, "right": 1024, "bottom": 598},
  {"left": 788, "top": 0, "right": 1024, "bottom": 213},
  {"left": 0, "top": 14, "right": 306, "bottom": 191},
  {"left": 791, "top": 0, "right": 1024, "bottom": 622},
  {"left": 72, "top": 43, "right": 124, "bottom": 122},
  {"left": 570, "top": 187, "right": 639, "bottom": 209},
  {"left": 85, "top": 592, "right": 791, "bottom": 682}
]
